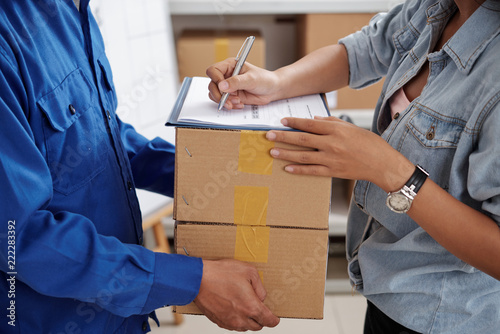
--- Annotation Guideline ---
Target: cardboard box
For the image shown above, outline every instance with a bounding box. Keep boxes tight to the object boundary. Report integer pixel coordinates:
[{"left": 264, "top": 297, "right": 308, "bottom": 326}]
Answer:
[
  {"left": 297, "top": 14, "right": 384, "bottom": 109},
  {"left": 173, "top": 127, "right": 332, "bottom": 319},
  {"left": 176, "top": 30, "right": 266, "bottom": 82},
  {"left": 173, "top": 127, "right": 331, "bottom": 229},
  {"left": 174, "top": 222, "right": 329, "bottom": 319}
]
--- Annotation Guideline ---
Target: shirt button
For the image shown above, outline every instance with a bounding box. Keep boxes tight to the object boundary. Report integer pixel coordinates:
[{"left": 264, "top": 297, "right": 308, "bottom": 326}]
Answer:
[
  {"left": 142, "top": 321, "right": 148, "bottom": 332},
  {"left": 107, "top": 110, "right": 112, "bottom": 120},
  {"left": 127, "top": 180, "right": 133, "bottom": 191},
  {"left": 393, "top": 112, "right": 400, "bottom": 120},
  {"left": 69, "top": 104, "right": 76, "bottom": 115},
  {"left": 425, "top": 126, "right": 435, "bottom": 140}
]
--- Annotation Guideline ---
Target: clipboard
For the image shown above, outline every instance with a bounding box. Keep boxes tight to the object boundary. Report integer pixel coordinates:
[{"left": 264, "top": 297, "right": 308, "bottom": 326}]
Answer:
[{"left": 166, "top": 76, "right": 331, "bottom": 131}]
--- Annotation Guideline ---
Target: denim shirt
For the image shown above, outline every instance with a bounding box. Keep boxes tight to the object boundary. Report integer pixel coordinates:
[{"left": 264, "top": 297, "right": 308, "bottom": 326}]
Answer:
[
  {"left": 0, "top": 1, "right": 202, "bottom": 333},
  {"left": 340, "top": 0, "right": 500, "bottom": 333}
]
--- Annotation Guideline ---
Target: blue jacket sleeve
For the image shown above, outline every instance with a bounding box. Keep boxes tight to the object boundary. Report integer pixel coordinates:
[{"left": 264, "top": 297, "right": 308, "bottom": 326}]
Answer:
[
  {"left": 118, "top": 119, "right": 176, "bottom": 198},
  {"left": 0, "top": 50, "right": 202, "bottom": 318},
  {"left": 468, "top": 102, "right": 500, "bottom": 225}
]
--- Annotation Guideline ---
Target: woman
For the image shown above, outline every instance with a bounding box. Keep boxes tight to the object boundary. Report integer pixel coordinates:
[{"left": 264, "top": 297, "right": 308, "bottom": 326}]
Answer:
[{"left": 206, "top": 0, "right": 500, "bottom": 333}]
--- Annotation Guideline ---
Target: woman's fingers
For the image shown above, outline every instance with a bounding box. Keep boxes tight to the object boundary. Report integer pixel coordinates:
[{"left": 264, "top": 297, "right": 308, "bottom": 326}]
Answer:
[
  {"left": 266, "top": 130, "right": 322, "bottom": 150},
  {"left": 281, "top": 117, "right": 342, "bottom": 135}
]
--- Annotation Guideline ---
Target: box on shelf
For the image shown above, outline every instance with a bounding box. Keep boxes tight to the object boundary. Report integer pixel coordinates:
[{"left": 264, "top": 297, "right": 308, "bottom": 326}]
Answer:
[
  {"left": 176, "top": 30, "right": 266, "bottom": 82},
  {"left": 297, "top": 13, "right": 384, "bottom": 109},
  {"left": 173, "top": 127, "right": 331, "bottom": 319},
  {"left": 174, "top": 223, "right": 329, "bottom": 319}
]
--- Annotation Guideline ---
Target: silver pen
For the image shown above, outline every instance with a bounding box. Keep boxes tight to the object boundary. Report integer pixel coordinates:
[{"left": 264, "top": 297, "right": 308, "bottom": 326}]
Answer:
[{"left": 218, "top": 36, "right": 255, "bottom": 111}]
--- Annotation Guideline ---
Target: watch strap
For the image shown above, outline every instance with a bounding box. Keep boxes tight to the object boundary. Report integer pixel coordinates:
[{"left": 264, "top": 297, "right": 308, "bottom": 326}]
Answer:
[{"left": 404, "top": 164, "right": 429, "bottom": 196}]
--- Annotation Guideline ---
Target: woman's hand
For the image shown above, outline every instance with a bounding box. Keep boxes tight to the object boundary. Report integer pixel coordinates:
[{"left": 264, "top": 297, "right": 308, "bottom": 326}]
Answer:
[
  {"left": 205, "top": 44, "right": 350, "bottom": 110},
  {"left": 206, "top": 59, "right": 281, "bottom": 110},
  {"left": 266, "top": 116, "right": 415, "bottom": 193}
]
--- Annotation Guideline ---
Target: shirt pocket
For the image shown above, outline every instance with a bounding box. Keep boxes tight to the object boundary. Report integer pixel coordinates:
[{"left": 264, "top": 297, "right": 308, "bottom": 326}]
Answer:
[
  {"left": 400, "top": 107, "right": 466, "bottom": 188},
  {"left": 392, "top": 23, "right": 419, "bottom": 63},
  {"left": 38, "top": 68, "right": 108, "bottom": 195},
  {"left": 97, "top": 55, "right": 118, "bottom": 113}
]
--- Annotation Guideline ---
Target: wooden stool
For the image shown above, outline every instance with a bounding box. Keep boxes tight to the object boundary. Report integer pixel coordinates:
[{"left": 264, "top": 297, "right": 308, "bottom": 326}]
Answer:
[{"left": 142, "top": 203, "right": 184, "bottom": 325}]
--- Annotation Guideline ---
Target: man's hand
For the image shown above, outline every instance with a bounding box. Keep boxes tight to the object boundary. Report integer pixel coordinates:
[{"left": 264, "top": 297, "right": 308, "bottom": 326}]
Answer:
[{"left": 194, "top": 259, "right": 280, "bottom": 331}]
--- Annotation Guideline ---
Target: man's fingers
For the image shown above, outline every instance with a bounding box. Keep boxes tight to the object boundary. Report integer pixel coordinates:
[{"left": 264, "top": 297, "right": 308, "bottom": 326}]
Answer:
[
  {"left": 248, "top": 270, "right": 267, "bottom": 302},
  {"left": 254, "top": 305, "right": 280, "bottom": 329},
  {"left": 247, "top": 269, "right": 280, "bottom": 329},
  {"left": 195, "top": 259, "right": 280, "bottom": 331},
  {"left": 246, "top": 319, "right": 264, "bottom": 332}
]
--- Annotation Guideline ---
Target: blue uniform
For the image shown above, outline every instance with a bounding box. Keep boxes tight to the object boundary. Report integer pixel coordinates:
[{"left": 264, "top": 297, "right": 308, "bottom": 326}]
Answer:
[{"left": 0, "top": 0, "right": 202, "bottom": 332}]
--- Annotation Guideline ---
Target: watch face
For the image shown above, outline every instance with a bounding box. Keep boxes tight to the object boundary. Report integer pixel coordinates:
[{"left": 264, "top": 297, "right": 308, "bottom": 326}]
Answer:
[{"left": 387, "top": 192, "right": 411, "bottom": 213}]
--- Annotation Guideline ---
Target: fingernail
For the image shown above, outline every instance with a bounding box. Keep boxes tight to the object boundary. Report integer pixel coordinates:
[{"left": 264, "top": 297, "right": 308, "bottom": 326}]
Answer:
[
  {"left": 219, "top": 81, "right": 229, "bottom": 91},
  {"left": 270, "top": 148, "right": 279, "bottom": 157},
  {"left": 285, "top": 166, "right": 294, "bottom": 173},
  {"left": 281, "top": 118, "right": 288, "bottom": 126},
  {"left": 230, "top": 97, "right": 240, "bottom": 105},
  {"left": 266, "top": 132, "right": 276, "bottom": 140}
]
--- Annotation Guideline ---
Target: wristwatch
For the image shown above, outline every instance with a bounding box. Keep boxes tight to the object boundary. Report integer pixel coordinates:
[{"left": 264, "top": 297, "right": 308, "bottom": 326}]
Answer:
[{"left": 386, "top": 165, "right": 429, "bottom": 214}]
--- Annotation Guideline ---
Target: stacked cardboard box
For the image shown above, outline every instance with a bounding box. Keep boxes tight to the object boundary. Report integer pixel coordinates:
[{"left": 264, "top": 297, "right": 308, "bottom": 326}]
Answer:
[
  {"left": 173, "top": 127, "right": 331, "bottom": 319},
  {"left": 176, "top": 30, "right": 266, "bottom": 83}
]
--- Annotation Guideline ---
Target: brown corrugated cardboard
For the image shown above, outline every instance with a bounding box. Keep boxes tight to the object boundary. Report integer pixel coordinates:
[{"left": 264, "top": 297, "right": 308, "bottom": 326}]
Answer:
[
  {"left": 176, "top": 30, "right": 266, "bottom": 82},
  {"left": 297, "top": 13, "right": 384, "bottom": 109},
  {"left": 173, "top": 127, "right": 331, "bottom": 229},
  {"left": 173, "top": 126, "right": 331, "bottom": 319},
  {"left": 174, "top": 223, "right": 329, "bottom": 319}
]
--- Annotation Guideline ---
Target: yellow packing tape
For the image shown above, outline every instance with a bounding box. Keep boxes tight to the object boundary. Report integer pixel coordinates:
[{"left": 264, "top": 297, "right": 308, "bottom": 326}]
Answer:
[
  {"left": 234, "top": 186, "right": 268, "bottom": 226},
  {"left": 238, "top": 131, "right": 274, "bottom": 175},
  {"left": 234, "top": 225, "right": 270, "bottom": 263},
  {"left": 215, "top": 38, "right": 229, "bottom": 63}
]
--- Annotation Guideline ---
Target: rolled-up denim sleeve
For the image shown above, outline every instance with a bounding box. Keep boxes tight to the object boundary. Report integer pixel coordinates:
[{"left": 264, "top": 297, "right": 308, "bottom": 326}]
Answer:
[
  {"left": 468, "top": 102, "right": 500, "bottom": 226},
  {"left": 339, "top": 0, "right": 424, "bottom": 89}
]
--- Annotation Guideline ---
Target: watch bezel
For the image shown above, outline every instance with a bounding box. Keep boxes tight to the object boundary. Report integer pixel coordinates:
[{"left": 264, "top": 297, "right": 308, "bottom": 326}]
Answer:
[
  {"left": 386, "top": 190, "right": 412, "bottom": 213},
  {"left": 386, "top": 165, "right": 428, "bottom": 214}
]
